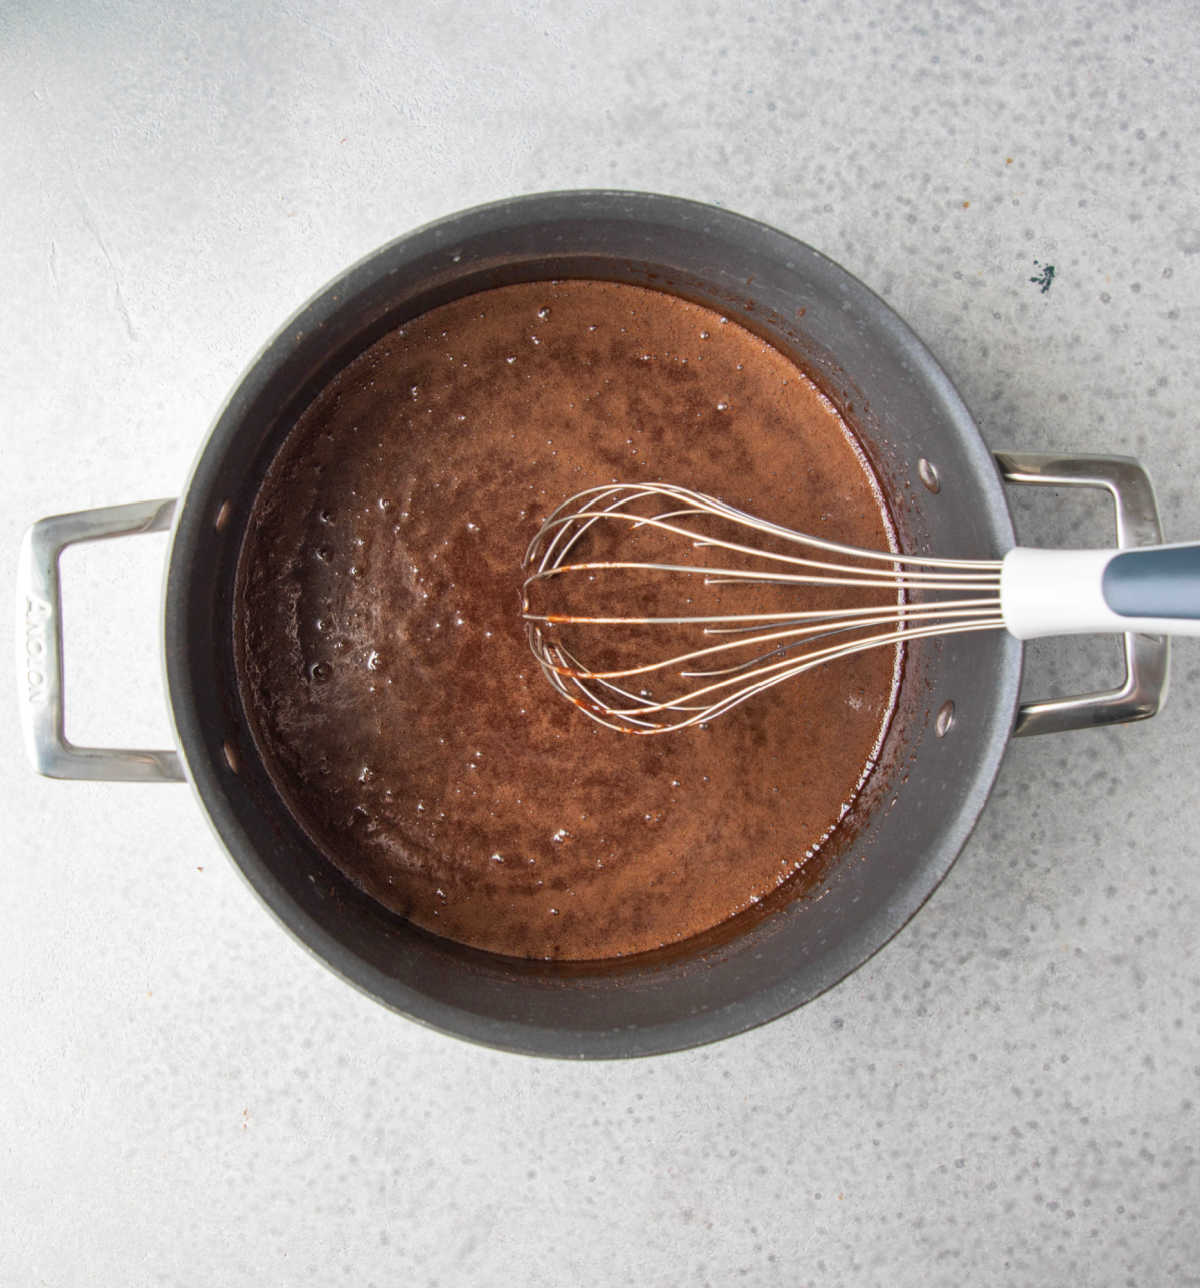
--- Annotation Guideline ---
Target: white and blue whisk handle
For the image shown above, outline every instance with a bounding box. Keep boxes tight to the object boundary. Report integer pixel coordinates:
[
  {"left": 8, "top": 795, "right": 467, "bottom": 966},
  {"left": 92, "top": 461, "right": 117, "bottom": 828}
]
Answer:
[{"left": 1001, "top": 543, "right": 1200, "bottom": 640}]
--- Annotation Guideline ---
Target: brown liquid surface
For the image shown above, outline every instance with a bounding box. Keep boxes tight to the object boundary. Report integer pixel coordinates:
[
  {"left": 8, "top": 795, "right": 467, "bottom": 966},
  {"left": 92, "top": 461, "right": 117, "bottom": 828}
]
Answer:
[{"left": 235, "top": 280, "right": 899, "bottom": 959}]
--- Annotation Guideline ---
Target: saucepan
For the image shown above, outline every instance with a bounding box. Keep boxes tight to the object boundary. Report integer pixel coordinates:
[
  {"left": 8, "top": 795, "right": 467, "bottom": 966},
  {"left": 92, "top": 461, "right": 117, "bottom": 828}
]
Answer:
[{"left": 16, "top": 191, "right": 1171, "bottom": 1057}]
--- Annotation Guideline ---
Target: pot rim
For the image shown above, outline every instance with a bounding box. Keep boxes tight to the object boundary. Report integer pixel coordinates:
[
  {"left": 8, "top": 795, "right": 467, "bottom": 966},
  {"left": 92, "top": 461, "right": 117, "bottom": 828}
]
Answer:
[{"left": 162, "top": 190, "right": 1021, "bottom": 1057}]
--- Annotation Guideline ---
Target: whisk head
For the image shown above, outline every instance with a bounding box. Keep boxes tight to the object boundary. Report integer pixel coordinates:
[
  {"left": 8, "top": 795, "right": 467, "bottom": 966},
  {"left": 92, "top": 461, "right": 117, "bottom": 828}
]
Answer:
[{"left": 521, "top": 482, "right": 1006, "bottom": 734}]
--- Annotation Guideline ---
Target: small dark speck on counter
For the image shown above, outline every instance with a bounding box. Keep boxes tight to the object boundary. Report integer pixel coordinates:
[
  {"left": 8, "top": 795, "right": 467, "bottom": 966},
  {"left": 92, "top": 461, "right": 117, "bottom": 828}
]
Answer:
[{"left": 1030, "top": 260, "right": 1056, "bottom": 294}]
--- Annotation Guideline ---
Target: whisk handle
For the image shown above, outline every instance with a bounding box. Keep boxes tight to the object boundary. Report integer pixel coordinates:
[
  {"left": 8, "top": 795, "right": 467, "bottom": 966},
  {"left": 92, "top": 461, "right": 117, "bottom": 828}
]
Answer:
[{"left": 1001, "top": 543, "right": 1200, "bottom": 640}]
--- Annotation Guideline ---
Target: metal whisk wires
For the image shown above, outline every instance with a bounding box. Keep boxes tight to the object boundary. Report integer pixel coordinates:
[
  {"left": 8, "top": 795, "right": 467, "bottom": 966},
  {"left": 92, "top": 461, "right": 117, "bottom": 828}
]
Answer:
[{"left": 522, "top": 483, "right": 1006, "bottom": 734}]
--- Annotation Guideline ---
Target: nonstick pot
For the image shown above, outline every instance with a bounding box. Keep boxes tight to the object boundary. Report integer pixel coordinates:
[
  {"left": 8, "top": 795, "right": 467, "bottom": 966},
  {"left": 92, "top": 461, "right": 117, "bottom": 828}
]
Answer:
[{"left": 16, "top": 192, "right": 1169, "bottom": 1057}]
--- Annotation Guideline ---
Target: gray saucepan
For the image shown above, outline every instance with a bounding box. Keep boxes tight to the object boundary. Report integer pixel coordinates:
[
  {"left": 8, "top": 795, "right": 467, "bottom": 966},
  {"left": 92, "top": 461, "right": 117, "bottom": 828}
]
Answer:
[{"left": 16, "top": 191, "right": 1169, "bottom": 1057}]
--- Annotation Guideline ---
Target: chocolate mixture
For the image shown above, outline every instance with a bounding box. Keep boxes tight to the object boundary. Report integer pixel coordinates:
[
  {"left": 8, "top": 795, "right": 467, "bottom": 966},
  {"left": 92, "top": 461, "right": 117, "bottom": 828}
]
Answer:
[{"left": 235, "top": 280, "right": 900, "bottom": 959}]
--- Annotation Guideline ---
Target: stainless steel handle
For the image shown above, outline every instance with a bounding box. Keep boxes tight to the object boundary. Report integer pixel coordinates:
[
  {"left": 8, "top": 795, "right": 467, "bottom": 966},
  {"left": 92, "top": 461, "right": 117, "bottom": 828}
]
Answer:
[
  {"left": 16, "top": 499, "right": 185, "bottom": 781},
  {"left": 994, "top": 452, "right": 1170, "bottom": 737}
]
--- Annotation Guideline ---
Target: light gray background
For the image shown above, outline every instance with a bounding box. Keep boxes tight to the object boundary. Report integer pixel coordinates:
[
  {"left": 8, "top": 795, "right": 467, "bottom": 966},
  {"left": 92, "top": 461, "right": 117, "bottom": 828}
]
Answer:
[{"left": 3, "top": 2, "right": 1198, "bottom": 1285}]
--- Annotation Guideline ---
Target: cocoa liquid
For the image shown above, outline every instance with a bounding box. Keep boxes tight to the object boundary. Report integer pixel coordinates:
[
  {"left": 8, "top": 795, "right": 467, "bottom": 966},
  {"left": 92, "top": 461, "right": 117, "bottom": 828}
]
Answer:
[{"left": 235, "top": 280, "right": 900, "bottom": 959}]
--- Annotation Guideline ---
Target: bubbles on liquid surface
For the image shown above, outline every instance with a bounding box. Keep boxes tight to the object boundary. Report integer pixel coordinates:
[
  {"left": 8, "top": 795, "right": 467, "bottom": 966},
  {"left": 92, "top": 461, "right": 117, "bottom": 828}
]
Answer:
[{"left": 310, "top": 661, "right": 333, "bottom": 683}]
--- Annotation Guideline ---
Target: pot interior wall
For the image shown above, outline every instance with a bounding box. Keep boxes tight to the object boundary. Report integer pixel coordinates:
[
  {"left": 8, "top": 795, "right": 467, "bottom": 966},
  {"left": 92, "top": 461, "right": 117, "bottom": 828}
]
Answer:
[{"left": 165, "top": 193, "right": 1020, "bottom": 1057}]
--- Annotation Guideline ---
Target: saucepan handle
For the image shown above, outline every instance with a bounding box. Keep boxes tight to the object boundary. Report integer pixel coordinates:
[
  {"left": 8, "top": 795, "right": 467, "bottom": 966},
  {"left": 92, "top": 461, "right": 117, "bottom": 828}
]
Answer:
[
  {"left": 994, "top": 452, "right": 1171, "bottom": 737},
  {"left": 16, "top": 499, "right": 186, "bottom": 781}
]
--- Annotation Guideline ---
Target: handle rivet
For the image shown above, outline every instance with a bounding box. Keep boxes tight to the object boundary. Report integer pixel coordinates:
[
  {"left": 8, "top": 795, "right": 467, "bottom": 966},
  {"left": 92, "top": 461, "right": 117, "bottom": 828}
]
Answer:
[
  {"left": 935, "top": 700, "right": 956, "bottom": 737},
  {"left": 918, "top": 458, "right": 941, "bottom": 493}
]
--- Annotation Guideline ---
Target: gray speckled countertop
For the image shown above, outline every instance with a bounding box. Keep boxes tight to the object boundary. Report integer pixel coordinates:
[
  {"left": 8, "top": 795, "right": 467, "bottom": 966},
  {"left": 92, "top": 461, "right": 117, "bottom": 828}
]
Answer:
[{"left": 2, "top": 2, "right": 1198, "bottom": 1284}]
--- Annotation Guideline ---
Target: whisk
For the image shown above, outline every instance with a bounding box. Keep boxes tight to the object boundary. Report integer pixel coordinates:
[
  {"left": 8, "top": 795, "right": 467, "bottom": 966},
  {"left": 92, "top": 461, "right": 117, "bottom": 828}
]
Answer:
[{"left": 521, "top": 481, "right": 1200, "bottom": 734}]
